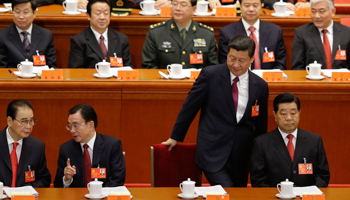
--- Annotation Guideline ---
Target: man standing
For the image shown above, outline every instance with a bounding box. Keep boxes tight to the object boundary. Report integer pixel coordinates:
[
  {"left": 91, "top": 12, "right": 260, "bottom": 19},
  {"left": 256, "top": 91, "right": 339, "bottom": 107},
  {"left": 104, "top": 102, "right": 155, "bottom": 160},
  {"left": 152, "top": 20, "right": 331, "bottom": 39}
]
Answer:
[
  {"left": 292, "top": 0, "right": 350, "bottom": 70},
  {"left": 162, "top": 35, "right": 269, "bottom": 187},
  {"left": 68, "top": 0, "right": 133, "bottom": 68},
  {"left": 142, "top": 0, "right": 218, "bottom": 69},
  {"left": 250, "top": 93, "right": 330, "bottom": 187},
  {"left": 54, "top": 104, "right": 125, "bottom": 187},
  {"left": 0, "top": 100, "right": 51, "bottom": 187},
  {"left": 0, "top": 0, "right": 57, "bottom": 68},
  {"left": 219, "top": 0, "right": 286, "bottom": 70}
]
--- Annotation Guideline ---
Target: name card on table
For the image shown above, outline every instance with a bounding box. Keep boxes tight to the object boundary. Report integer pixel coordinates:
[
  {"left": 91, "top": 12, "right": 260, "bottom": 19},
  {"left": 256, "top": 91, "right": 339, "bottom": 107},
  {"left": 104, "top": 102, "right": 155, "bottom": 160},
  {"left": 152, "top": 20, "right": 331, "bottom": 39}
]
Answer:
[
  {"left": 216, "top": 7, "right": 236, "bottom": 17},
  {"left": 160, "top": 7, "right": 171, "bottom": 16},
  {"left": 190, "top": 71, "right": 200, "bottom": 80},
  {"left": 332, "top": 72, "right": 350, "bottom": 82},
  {"left": 41, "top": 70, "right": 63, "bottom": 80},
  {"left": 295, "top": 8, "right": 311, "bottom": 17},
  {"left": 12, "top": 196, "right": 35, "bottom": 200},
  {"left": 302, "top": 194, "right": 325, "bottom": 200},
  {"left": 108, "top": 195, "right": 131, "bottom": 200},
  {"left": 262, "top": 72, "right": 283, "bottom": 82},
  {"left": 207, "top": 194, "right": 230, "bottom": 200},
  {"left": 117, "top": 70, "right": 139, "bottom": 80}
]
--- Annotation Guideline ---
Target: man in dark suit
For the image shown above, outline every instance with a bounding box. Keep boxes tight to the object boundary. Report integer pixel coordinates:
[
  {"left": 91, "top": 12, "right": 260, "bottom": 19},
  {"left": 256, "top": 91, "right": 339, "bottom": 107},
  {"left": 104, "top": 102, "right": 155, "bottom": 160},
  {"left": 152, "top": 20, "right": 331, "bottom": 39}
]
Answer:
[
  {"left": 162, "top": 35, "right": 269, "bottom": 187},
  {"left": 0, "top": 100, "right": 51, "bottom": 187},
  {"left": 68, "top": 0, "right": 133, "bottom": 68},
  {"left": 250, "top": 93, "right": 330, "bottom": 187},
  {"left": 54, "top": 104, "right": 125, "bottom": 187},
  {"left": 292, "top": 0, "right": 350, "bottom": 70},
  {"left": 219, "top": 0, "right": 286, "bottom": 70},
  {"left": 0, "top": 0, "right": 57, "bottom": 68},
  {"left": 142, "top": 0, "right": 218, "bottom": 69}
]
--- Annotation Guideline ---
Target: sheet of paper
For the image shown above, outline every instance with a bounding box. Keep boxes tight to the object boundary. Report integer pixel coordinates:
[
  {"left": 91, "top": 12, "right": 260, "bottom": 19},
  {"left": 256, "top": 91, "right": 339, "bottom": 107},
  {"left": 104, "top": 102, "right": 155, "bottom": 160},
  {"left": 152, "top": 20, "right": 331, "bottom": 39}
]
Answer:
[
  {"left": 194, "top": 185, "right": 227, "bottom": 196},
  {"left": 293, "top": 186, "right": 323, "bottom": 197},
  {"left": 183, "top": 68, "right": 201, "bottom": 78},
  {"left": 321, "top": 69, "right": 349, "bottom": 77},
  {"left": 102, "top": 186, "right": 131, "bottom": 196},
  {"left": 110, "top": 66, "right": 133, "bottom": 77},
  {"left": 3, "top": 186, "right": 39, "bottom": 197},
  {"left": 252, "top": 69, "right": 288, "bottom": 78}
]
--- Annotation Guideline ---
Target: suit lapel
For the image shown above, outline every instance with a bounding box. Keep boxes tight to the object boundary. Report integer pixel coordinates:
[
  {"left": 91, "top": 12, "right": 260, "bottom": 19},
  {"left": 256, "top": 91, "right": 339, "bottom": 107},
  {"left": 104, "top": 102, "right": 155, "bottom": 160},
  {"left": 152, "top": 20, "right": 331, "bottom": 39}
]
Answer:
[
  {"left": 86, "top": 28, "right": 105, "bottom": 61},
  {"left": 332, "top": 23, "right": 342, "bottom": 63},
  {"left": 92, "top": 133, "right": 103, "bottom": 167},
  {"left": 0, "top": 129, "right": 12, "bottom": 171},
  {"left": 310, "top": 25, "right": 326, "bottom": 65},
  {"left": 235, "top": 19, "right": 249, "bottom": 36},
  {"left": 9, "top": 24, "right": 28, "bottom": 58},
  {"left": 272, "top": 129, "right": 293, "bottom": 165},
  {"left": 18, "top": 138, "right": 31, "bottom": 177},
  {"left": 238, "top": 71, "right": 256, "bottom": 123},
  {"left": 29, "top": 25, "right": 40, "bottom": 57},
  {"left": 107, "top": 29, "right": 117, "bottom": 60},
  {"left": 219, "top": 65, "right": 237, "bottom": 123},
  {"left": 259, "top": 21, "right": 270, "bottom": 59},
  {"left": 170, "top": 20, "right": 183, "bottom": 48},
  {"left": 293, "top": 129, "right": 307, "bottom": 168}
]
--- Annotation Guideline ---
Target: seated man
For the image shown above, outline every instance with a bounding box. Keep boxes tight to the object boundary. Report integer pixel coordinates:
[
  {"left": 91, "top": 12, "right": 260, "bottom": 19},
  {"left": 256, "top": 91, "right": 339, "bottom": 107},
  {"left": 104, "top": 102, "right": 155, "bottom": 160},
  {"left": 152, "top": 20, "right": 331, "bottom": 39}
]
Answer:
[
  {"left": 292, "top": 0, "right": 350, "bottom": 70},
  {"left": 54, "top": 104, "right": 125, "bottom": 187},
  {"left": 0, "top": 0, "right": 57, "bottom": 68},
  {"left": 0, "top": 100, "right": 51, "bottom": 187},
  {"left": 68, "top": 0, "right": 133, "bottom": 68},
  {"left": 219, "top": 0, "right": 286, "bottom": 69},
  {"left": 141, "top": 0, "right": 218, "bottom": 69},
  {"left": 250, "top": 93, "right": 330, "bottom": 187}
]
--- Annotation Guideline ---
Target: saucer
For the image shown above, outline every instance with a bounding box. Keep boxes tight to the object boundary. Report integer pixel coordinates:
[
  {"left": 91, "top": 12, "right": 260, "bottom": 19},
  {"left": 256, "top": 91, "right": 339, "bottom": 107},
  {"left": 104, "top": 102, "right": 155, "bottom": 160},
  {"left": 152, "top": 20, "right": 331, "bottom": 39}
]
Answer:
[
  {"left": 17, "top": 73, "right": 36, "bottom": 78},
  {"left": 0, "top": 194, "right": 8, "bottom": 200},
  {"left": 276, "top": 193, "right": 296, "bottom": 199},
  {"left": 85, "top": 194, "right": 107, "bottom": 200},
  {"left": 194, "top": 12, "right": 212, "bottom": 16},
  {"left": 0, "top": 7, "right": 10, "bottom": 13},
  {"left": 178, "top": 193, "right": 199, "bottom": 199},
  {"left": 139, "top": 11, "right": 159, "bottom": 15},
  {"left": 271, "top": 13, "right": 289, "bottom": 17},
  {"left": 94, "top": 73, "right": 113, "bottom": 79},
  {"left": 306, "top": 75, "right": 325, "bottom": 80},
  {"left": 168, "top": 74, "right": 187, "bottom": 80},
  {"left": 62, "top": 10, "right": 81, "bottom": 15}
]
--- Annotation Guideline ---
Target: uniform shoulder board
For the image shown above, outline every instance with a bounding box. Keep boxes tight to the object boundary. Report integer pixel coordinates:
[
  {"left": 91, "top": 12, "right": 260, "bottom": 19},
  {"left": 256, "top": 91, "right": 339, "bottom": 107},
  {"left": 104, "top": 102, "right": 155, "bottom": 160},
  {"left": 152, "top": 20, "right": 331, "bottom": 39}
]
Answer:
[
  {"left": 150, "top": 21, "right": 166, "bottom": 29},
  {"left": 198, "top": 23, "right": 214, "bottom": 32}
]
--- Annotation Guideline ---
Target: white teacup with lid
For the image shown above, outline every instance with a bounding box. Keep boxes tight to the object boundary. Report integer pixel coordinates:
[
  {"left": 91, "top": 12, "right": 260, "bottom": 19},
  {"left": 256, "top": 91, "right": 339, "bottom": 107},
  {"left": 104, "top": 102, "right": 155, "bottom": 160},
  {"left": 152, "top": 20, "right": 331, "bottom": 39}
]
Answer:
[
  {"left": 87, "top": 179, "right": 103, "bottom": 198},
  {"left": 95, "top": 59, "right": 111, "bottom": 77},
  {"left": 17, "top": 59, "right": 33, "bottom": 76},
  {"left": 179, "top": 178, "right": 196, "bottom": 198},
  {"left": 273, "top": 0, "right": 287, "bottom": 15},
  {"left": 277, "top": 179, "right": 294, "bottom": 198},
  {"left": 306, "top": 61, "right": 322, "bottom": 77}
]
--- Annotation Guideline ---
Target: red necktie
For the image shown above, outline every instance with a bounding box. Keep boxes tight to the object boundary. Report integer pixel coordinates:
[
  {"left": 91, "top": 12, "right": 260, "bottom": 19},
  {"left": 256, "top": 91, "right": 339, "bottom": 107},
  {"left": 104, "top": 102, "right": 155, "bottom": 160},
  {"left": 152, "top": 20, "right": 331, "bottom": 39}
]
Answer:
[
  {"left": 99, "top": 35, "right": 108, "bottom": 61},
  {"left": 248, "top": 26, "right": 261, "bottom": 69},
  {"left": 287, "top": 134, "right": 294, "bottom": 162},
  {"left": 322, "top": 29, "right": 332, "bottom": 69},
  {"left": 11, "top": 142, "right": 19, "bottom": 187},
  {"left": 83, "top": 144, "right": 92, "bottom": 187},
  {"left": 232, "top": 77, "right": 239, "bottom": 113}
]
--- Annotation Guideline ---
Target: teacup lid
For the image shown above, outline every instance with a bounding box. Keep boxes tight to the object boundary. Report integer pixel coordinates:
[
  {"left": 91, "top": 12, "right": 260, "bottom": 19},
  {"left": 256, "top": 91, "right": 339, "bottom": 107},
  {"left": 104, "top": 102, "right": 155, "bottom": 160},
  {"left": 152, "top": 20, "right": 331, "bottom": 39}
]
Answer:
[
  {"left": 281, "top": 179, "right": 294, "bottom": 185},
  {"left": 21, "top": 59, "right": 33, "bottom": 65},
  {"left": 274, "top": 0, "right": 287, "bottom": 5},
  {"left": 309, "top": 60, "right": 322, "bottom": 67},
  {"left": 98, "top": 59, "right": 110, "bottom": 65},
  {"left": 183, "top": 178, "right": 196, "bottom": 184},
  {"left": 89, "top": 179, "right": 103, "bottom": 184}
]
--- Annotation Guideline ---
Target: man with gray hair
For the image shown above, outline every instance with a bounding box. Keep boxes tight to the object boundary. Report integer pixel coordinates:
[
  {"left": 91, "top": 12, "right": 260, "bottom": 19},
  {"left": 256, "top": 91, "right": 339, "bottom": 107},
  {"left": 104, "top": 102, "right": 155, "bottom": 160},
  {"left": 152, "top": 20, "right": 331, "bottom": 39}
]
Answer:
[{"left": 292, "top": 0, "right": 350, "bottom": 70}]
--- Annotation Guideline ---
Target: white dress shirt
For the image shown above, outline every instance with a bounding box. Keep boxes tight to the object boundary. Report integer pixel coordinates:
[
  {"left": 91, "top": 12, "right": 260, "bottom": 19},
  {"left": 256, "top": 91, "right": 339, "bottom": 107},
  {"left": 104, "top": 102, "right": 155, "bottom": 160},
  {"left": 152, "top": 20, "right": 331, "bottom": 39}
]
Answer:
[
  {"left": 6, "top": 127, "right": 23, "bottom": 163},
  {"left": 279, "top": 127, "right": 297, "bottom": 148},
  {"left": 318, "top": 20, "right": 334, "bottom": 52},
  {"left": 90, "top": 27, "right": 108, "bottom": 52},
  {"left": 242, "top": 18, "right": 260, "bottom": 48},
  {"left": 230, "top": 70, "right": 249, "bottom": 123},
  {"left": 16, "top": 23, "right": 33, "bottom": 44}
]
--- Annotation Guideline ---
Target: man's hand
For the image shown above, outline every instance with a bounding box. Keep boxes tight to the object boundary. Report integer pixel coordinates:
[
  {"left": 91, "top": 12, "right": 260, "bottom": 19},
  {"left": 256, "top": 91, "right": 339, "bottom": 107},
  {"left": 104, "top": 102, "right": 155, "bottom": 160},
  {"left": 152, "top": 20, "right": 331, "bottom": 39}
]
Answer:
[
  {"left": 286, "top": 2, "right": 295, "bottom": 11},
  {"left": 161, "top": 138, "right": 177, "bottom": 151},
  {"left": 64, "top": 158, "right": 76, "bottom": 183},
  {"left": 208, "top": 0, "right": 221, "bottom": 10},
  {"left": 295, "top": 2, "right": 310, "bottom": 9},
  {"left": 78, "top": 0, "right": 88, "bottom": 9},
  {"left": 155, "top": 0, "right": 171, "bottom": 10}
]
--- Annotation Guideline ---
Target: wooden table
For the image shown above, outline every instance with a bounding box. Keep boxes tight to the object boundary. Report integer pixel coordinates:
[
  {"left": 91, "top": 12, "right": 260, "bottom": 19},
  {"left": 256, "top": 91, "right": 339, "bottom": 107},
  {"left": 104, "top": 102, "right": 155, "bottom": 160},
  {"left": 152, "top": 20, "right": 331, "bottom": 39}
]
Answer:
[
  {"left": 0, "top": 5, "right": 340, "bottom": 69},
  {"left": 0, "top": 69, "right": 349, "bottom": 185},
  {"left": 32, "top": 187, "right": 350, "bottom": 199}
]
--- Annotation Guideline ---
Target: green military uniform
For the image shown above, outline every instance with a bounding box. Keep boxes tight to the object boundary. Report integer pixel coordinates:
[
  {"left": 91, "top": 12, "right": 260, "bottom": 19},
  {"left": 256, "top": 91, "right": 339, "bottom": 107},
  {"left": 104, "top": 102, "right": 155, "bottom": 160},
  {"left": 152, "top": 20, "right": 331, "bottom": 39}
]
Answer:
[{"left": 142, "top": 19, "right": 218, "bottom": 69}]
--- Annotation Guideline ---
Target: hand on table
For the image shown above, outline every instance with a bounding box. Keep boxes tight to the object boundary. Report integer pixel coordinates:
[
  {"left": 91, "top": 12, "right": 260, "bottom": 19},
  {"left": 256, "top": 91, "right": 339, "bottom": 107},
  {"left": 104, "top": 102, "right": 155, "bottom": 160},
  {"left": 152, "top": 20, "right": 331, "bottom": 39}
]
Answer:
[
  {"left": 78, "top": 0, "right": 88, "bottom": 9},
  {"left": 155, "top": 0, "right": 171, "bottom": 10},
  {"left": 208, "top": 0, "right": 222, "bottom": 10}
]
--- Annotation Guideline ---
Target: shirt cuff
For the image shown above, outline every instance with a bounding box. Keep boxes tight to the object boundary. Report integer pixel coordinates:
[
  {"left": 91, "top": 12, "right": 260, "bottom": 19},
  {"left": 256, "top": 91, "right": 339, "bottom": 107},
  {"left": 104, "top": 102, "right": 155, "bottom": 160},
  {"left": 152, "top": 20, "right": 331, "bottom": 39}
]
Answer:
[{"left": 63, "top": 176, "right": 73, "bottom": 188}]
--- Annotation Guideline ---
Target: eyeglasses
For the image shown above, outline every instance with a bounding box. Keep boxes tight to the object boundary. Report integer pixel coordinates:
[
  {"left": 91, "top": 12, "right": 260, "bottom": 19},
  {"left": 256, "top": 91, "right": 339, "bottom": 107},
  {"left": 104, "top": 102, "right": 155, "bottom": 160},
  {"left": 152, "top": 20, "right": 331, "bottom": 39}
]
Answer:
[
  {"left": 14, "top": 117, "right": 38, "bottom": 126},
  {"left": 66, "top": 122, "right": 85, "bottom": 131},
  {"left": 13, "top": 10, "right": 32, "bottom": 16},
  {"left": 172, "top": 2, "right": 191, "bottom": 8}
]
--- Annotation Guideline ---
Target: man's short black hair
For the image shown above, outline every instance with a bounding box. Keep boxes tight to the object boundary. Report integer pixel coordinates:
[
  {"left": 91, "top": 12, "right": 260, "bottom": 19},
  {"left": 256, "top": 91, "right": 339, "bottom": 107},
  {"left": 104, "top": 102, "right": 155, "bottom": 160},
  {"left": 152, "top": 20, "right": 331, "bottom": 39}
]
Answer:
[
  {"left": 69, "top": 104, "right": 98, "bottom": 128},
  {"left": 273, "top": 93, "right": 301, "bottom": 112},
  {"left": 12, "top": 0, "right": 37, "bottom": 13},
  {"left": 227, "top": 35, "right": 255, "bottom": 58},
  {"left": 240, "top": 0, "right": 264, "bottom": 5},
  {"left": 87, "top": 0, "right": 112, "bottom": 16},
  {"left": 7, "top": 100, "right": 34, "bottom": 119}
]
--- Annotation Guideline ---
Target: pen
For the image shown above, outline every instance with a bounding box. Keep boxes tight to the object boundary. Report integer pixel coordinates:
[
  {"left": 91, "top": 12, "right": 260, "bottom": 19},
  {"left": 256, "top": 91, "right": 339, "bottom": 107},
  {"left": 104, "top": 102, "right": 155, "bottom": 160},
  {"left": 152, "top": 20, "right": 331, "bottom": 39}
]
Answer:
[
  {"left": 8, "top": 69, "right": 13, "bottom": 74},
  {"left": 263, "top": 10, "right": 268, "bottom": 15}
]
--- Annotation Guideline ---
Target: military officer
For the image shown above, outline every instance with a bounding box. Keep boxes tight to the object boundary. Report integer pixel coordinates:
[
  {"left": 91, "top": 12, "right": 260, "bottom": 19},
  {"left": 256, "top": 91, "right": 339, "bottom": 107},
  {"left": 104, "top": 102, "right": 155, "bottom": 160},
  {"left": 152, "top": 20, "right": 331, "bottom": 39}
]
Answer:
[{"left": 141, "top": 0, "right": 218, "bottom": 69}]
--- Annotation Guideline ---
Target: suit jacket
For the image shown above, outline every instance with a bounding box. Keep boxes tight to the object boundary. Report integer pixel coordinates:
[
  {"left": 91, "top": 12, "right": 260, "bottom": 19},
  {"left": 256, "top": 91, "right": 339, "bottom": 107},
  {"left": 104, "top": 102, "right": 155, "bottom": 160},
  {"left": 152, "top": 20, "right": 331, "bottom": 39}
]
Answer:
[
  {"left": 0, "top": 128, "right": 51, "bottom": 187},
  {"left": 0, "top": 23, "right": 57, "bottom": 68},
  {"left": 250, "top": 128, "right": 330, "bottom": 187},
  {"left": 292, "top": 22, "right": 350, "bottom": 70},
  {"left": 54, "top": 133, "right": 125, "bottom": 187},
  {"left": 170, "top": 64, "right": 269, "bottom": 186},
  {"left": 68, "top": 27, "right": 133, "bottom": 68},
  {"left": 219, "top": 19, "right": 286, "bottom": 70},
  {"left": 142, "top": 19, "right": 218, "bottom": 69}
]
